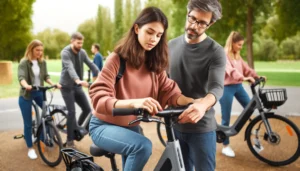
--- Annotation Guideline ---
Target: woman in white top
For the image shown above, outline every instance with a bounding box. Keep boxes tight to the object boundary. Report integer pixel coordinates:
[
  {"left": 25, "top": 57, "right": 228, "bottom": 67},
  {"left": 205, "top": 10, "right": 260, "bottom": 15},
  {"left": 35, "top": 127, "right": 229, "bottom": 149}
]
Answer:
[{"left": 18, "top": 40, "right": 61, "bottom": 159}]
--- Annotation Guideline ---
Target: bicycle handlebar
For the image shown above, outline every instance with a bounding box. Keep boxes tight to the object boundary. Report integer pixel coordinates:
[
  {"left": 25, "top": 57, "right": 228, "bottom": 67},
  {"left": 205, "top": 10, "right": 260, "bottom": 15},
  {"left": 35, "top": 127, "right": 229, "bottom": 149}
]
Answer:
[
  {"left": 22, "top": 85, "right": 57, "bottom": 91},
  {"left": 113, "top": 105, "right": 189, "bottom": 118},
  {"left": 251, "top": 77, "right": 266, "bottom": 88}
]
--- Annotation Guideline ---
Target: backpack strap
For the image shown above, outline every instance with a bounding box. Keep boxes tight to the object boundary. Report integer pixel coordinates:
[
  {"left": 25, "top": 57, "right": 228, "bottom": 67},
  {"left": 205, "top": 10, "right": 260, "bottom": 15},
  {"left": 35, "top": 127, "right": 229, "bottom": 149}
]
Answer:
[{"left": 116, "top": 54, "right": 126, "bottom": 84}]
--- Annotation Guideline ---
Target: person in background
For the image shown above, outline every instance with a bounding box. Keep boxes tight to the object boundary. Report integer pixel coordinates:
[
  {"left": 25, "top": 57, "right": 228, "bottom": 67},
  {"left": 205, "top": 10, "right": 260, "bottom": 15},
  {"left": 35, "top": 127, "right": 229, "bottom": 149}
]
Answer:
[
  {"left": 59, "top": 32, "right": 99, "bottom": 148},
  {"left": 91, "top": 43, "right": 103, "bottom": 80},
  {"left": 18, "top": 39, "right": 61, "bottom": 159},
  {"left": 89, "top": 7, "right": 194, "bottom": 171},
  {"left": 219, "top": 31, "right": 266, "bottom": 157},
  {"left": 168, "top": 0, "right": 226, "bottom": 170}
]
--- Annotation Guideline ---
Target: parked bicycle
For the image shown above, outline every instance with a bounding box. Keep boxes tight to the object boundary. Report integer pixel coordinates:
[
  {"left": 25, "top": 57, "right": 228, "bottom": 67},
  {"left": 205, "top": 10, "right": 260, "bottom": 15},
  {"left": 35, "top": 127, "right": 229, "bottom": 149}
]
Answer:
[
  {"left": 61, "top": 105, "right": 191, "bottom": 171},
  {"left": 27, "top": 85, "right": 63, "bottom": 167},
  {"left": 157, "top": 78, "right": 300, "bottom": 166}
]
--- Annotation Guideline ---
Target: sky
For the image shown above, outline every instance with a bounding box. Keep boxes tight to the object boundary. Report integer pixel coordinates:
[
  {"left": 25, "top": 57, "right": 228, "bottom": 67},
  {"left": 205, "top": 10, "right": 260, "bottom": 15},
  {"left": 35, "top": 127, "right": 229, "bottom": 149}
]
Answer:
[{"left": 32, "top": 0, "right": 115, "bottom": 34}]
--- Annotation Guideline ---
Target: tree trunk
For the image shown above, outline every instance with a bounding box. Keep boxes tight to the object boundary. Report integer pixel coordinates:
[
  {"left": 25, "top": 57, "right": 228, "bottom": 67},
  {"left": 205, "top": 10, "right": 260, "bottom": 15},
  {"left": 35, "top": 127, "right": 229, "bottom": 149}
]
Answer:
[{"left": 246, "top": 5, "right": 254, "bottom": 69}]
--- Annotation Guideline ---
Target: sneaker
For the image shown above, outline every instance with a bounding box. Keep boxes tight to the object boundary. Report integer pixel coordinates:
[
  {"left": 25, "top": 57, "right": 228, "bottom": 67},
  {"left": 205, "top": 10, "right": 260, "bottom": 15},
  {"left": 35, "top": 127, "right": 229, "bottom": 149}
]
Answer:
[
  {"left": 28, "top": 149, "right": 38, "bottom": 159},
  {"left": 66, "top": 140, "right": 76, "bottom": 149},
  {"left": 222, "top": 146, "right": 235, "bottom": 157}
]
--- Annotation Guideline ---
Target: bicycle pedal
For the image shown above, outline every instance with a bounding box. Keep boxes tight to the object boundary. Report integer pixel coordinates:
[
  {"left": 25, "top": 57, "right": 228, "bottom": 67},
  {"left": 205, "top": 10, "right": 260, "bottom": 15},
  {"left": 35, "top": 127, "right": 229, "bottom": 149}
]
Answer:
[
  {"left": 13, "top": 134, "right": 24, "bottom": 139},
  {"left": 253, "top": 144, "right": 264, "bottom": 153}
]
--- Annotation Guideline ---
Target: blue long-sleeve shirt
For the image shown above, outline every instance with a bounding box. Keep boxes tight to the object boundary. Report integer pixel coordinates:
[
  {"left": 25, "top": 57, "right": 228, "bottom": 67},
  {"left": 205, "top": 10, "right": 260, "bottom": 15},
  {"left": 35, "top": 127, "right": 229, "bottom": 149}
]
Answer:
[{"left": 93, "top": 52, "right": 103, "bottom": 77}]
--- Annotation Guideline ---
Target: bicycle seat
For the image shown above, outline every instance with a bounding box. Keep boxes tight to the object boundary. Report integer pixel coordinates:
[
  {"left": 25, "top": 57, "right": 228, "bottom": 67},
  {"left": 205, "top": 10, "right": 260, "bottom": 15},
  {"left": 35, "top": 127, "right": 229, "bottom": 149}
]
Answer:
[{"left": 90, "top": 143, "right": 110, "bottom": 157}]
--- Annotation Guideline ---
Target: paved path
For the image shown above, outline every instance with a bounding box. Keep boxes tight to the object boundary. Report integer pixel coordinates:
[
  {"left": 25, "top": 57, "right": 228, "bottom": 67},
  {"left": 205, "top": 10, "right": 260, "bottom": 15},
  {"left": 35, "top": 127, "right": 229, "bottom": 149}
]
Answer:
[{"left": 0, "top": 85, "right": 299, "bottom": 131}]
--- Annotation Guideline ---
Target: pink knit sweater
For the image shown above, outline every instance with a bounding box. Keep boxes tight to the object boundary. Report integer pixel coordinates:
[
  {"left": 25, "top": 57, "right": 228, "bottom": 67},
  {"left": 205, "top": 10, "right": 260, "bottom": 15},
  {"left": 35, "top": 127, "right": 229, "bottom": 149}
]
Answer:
[
  {"left": 224, "top": 55, "right": 259, "bottom": 86},
  {"left": 89, "top": 52, "right": 182, "bottom": 126}
]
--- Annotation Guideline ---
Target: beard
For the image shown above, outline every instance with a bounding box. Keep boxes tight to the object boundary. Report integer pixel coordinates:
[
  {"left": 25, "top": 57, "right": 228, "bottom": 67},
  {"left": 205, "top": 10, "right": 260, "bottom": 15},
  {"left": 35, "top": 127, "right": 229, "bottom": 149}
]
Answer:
[
  {"left": 185, "top": 27, "right": 202, "bottom": 40},
  {"left": 73, "top": 46, "right": 81, "bottom": 53}
]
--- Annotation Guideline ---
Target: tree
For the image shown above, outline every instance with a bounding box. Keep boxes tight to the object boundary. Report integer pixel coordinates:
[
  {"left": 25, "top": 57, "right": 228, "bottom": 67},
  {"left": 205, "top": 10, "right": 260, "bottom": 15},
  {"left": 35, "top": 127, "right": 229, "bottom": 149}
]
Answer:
[
  {"left": 77, "top": 19, "right": 97, "bottom": 56},
  {"left": 124, "top": 0, "right": 133, "bottom": 31},
  {"left": 114, "top": 0, "right": 124, "bottom": 44},
  {"left": 0, "top": 0, "right": 35, "bottom": 61},
  {"left": 207, "top": 0, "right": 272, "bottom": 68},
  {"left": 96, "top": 5, "right": 114, "bottom": 56},
  {"left": 273, "top": 0, "right": 300, "bottom": 42},
  {"left": 35, "top": 28, "right": 70, "bottom": 59}
]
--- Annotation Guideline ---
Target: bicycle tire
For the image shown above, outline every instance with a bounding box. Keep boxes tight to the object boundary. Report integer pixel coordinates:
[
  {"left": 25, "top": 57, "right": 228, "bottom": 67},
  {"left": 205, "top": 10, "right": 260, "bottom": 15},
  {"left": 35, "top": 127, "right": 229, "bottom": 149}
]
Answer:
[
  {"left": 157, "top": 122, "right": 167, "bottom": 147},
  {"left": 31, "top": 104, "right": 39, "bottom": 143},
  {"left": 245, "top": 114, "right": 300, "bottom": 166},
  {"left": 36, "top": 121, "right": 63, "bottom": 167},
  {"left": 50, "top": 109, "right": 68, "bottom": 133}
]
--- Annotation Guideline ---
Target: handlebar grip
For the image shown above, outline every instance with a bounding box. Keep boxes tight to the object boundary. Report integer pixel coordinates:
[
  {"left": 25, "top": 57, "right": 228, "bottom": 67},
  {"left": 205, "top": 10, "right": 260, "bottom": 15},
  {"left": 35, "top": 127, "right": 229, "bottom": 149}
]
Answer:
[
  {"left": 252, "top": 77, "right": 266, "bottom": 87},
  {"left": 112, "top": 108, "right": 144, "bottom": 116}
]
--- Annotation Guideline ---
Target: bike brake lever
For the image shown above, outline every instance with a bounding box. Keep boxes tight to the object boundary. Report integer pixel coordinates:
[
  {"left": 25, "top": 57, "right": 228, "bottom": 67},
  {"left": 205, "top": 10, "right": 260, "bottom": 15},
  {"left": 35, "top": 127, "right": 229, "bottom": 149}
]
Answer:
[{"left": 128, "top": 115, "right": 164, "bottom": 125}]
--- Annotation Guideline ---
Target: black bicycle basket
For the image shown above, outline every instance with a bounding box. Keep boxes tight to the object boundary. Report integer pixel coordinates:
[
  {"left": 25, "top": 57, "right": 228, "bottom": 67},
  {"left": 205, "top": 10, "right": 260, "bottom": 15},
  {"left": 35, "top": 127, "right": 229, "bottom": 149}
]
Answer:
[
  {"left": 259, "top": 88, "right": 287, "bottom": 108},
  {"left": 61, "top": 148, "right": 103, "bottom": 171}
]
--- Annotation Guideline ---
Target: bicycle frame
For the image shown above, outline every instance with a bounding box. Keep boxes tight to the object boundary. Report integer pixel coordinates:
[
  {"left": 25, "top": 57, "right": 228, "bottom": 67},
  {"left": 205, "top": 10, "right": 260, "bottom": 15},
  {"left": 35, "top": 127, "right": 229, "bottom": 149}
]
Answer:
[
  {"left": 154, "top": 115, "right": 185, "bottom": 171},
  {"left": 216, "top": 81, "right": 275, "bottom": 142}
]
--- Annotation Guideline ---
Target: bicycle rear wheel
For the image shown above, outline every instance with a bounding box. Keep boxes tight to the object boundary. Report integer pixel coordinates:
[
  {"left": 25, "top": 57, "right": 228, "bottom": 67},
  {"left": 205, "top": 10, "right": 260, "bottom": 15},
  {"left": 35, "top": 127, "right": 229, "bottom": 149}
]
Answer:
[
  {"left": 157, "top": 122, "right": 167, "bottom": 146},
  {"left": 50, "top": 109, "right": 68, "bottom": 133},
  {"left": 36, "top": 121, "right": 63, "bottom": 167},
  {"left": 245, "top": 114, "right": 300, "bottom": 166}
]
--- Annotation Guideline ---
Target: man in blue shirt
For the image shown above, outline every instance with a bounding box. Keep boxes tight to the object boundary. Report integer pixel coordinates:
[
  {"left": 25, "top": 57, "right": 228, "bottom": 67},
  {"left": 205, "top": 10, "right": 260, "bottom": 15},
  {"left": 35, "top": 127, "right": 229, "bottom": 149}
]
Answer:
[{"left": 91, "top": 43, "right": 103, "bottom": 80}]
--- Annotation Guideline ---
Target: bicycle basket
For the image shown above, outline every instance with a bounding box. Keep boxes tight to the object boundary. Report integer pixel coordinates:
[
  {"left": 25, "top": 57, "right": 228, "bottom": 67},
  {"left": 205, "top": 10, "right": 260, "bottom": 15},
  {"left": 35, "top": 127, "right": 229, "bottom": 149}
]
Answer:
[
  {"left": 61, "top": 148, "right": 103, "bottom": 171},
  {"left": 259, "top": 88, "right": 287, "bottom": 109}
]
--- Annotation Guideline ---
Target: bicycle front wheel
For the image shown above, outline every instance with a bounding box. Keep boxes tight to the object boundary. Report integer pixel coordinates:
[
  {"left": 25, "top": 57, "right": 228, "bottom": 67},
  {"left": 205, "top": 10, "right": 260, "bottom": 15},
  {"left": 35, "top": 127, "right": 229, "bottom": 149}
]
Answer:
[
  {"left": 36, "top": 121, "right": 63, "bottom": 167},
  {"left": 157, "top": 122, "right": 167, "bottom": 147},
  {"left": 245, "top": 114, "right": 300, "bottom": 166}
]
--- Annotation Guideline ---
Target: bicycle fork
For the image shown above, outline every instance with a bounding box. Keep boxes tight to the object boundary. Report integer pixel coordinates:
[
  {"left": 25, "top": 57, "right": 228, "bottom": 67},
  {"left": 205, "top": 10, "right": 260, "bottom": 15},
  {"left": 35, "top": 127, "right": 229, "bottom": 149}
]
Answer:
[{"left": 258, "top": 112, "right": 275, "bottom": 142}]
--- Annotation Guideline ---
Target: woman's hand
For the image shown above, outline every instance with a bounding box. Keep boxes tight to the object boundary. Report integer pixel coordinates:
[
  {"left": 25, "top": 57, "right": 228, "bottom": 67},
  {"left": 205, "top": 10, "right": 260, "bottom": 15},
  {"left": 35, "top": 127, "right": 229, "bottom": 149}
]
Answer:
[
  {"left": 260, "top": 76, "right": 267, "bottom": 81},
  {"left": 55, "top": 83, "right": 62, "bottom": 89},
  {"left": 130, "top": 97, "right": 162, "bottom": 115},
  {"left": 243, "top": 77, "right": 255, "bottom": 84},
  {"left": 25, "top": 85, "right": 32, "bottom": 91}
]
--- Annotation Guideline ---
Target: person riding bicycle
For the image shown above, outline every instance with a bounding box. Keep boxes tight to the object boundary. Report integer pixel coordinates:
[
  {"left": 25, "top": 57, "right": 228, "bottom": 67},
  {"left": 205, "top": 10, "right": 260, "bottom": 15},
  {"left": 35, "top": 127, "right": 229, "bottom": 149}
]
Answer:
[
  {"left": 219, "top": 31, "right": 266, "bottom": 157},
  {"left": 88, "top": 7, "right": 194, "bottom": 171},
  {"left": 18, "top": 39, "right": 61, "bottom": 159},
  {"left": 59, "top": 32, "right": 99, "bottom": 148}
]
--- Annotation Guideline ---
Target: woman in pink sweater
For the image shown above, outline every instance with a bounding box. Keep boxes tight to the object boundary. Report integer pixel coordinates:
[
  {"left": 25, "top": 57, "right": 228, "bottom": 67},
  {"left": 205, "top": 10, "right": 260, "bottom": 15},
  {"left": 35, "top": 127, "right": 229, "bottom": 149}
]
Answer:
[
  {"left": 219, "top": 31, "right": 265, "bottom": 157},
  {"left": 88, "top": 7, "right": 193, "bottom": 171}
]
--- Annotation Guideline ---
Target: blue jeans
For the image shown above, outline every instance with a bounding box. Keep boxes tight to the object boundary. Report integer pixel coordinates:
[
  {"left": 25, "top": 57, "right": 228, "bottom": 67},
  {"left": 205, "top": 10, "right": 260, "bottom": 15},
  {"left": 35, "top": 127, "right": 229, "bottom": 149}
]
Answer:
[
  {"left": 174, "top": 130, "right": 216, "bottom": 171},
  {"left": 19, "top": 91, "right": 43, "bottom": 148},
  {"left": 89, "top": 116, "right": 152, "bottom": 171},
  {"left": 219, "top": 84, "right": 250, "bottom": 145}
]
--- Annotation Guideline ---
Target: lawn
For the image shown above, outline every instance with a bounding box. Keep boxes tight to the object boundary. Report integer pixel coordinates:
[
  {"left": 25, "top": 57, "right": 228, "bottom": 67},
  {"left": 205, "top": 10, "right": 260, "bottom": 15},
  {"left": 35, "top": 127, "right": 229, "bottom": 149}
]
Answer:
[{"left": 0, "top": 60, "right": 299, "bottom": 98}]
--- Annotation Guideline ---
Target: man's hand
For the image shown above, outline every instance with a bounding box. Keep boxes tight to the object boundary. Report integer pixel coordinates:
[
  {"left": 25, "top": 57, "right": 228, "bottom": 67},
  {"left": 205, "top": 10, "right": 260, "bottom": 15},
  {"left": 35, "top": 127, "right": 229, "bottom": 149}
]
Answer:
[
  {"left": 178, "top": 100, "right": 207, "bottom": 124},
  {"left": 78, "top": 80, "right": 89, "bottom": 88}
]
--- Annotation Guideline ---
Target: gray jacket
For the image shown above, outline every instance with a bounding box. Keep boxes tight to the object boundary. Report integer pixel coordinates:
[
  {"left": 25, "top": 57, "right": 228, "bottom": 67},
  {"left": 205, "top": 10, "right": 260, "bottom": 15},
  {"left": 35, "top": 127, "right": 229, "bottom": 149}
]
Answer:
[{"left": 59, "top": 45, "right": 99, "bottom": 88}]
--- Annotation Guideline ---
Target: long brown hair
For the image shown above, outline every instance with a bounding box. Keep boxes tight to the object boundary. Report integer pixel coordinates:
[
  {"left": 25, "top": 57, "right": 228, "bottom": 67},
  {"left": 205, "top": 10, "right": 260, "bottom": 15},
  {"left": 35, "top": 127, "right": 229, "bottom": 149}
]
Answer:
[
  {"left": 23, "top": 39, "right": 44, "bottom": 62},
  {"left": 114, "top": 7, "right": 169, "bottom": 73},
  {"left": 224, "top": 31, "right": 244, "bottom": 60}
]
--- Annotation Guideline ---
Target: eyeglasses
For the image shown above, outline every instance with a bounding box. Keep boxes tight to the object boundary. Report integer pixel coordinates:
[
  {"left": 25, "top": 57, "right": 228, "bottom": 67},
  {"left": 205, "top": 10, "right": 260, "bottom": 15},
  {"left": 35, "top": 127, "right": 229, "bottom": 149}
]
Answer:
[{"left": 187, "top": 15, "right": 210, "bottom": 28}]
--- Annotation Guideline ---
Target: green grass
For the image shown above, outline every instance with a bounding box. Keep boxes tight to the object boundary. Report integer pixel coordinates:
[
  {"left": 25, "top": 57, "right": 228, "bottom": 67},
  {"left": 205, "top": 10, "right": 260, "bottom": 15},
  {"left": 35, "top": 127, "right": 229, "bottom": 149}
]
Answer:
[
  {"left": 256, "top": 72, "right": 300, "bottom": 86},
  {"left": 0, "top": 60, "right": 299, "bottom": 98},
  {"left": 254, "top": 61, "right": 300, "bottom": 70}
]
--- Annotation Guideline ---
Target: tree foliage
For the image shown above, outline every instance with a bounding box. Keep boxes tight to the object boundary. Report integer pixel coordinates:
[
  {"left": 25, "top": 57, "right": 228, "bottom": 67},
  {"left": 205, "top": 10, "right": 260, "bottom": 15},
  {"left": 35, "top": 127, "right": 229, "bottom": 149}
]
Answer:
[
  {"left": 273, "top": 0, "right": 300, "bottom": 42},
  {"left": 95, "top": 5, "right": 114, "bottom": 56},
  {"left": 78, "top": 19, "right": 97, "bottom": 56},
  {"left": 0, "top": 0, "right": 35, "bottom": 61},
  {"left": 114, "top": 0, "right": 124, "bottom": 44},
  {"left": 35, "top": 28, "right": 70, "bottom": 59}
]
